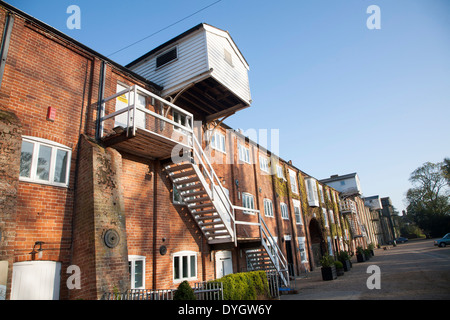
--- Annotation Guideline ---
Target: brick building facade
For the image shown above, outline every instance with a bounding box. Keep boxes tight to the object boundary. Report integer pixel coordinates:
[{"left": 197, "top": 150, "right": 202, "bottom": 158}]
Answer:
[{"left": 0, "top": 3, "right": 378, "bottom": 300}]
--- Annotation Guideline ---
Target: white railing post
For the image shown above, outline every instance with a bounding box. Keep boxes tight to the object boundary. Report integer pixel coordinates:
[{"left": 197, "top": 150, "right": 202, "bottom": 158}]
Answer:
[{"left": 133, "top": 85, "right": 137, "bottom": 136}]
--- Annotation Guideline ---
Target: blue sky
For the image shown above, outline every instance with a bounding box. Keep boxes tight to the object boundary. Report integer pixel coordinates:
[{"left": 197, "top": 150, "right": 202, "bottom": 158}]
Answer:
[{"left": 6, "top": 0, "right": 450, "bottom": 213}]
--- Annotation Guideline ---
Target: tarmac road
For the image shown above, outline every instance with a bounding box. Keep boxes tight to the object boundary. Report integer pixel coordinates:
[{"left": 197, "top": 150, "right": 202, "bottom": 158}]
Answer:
[{"left": 281, "top": 239, "right": 450, "bottom": 300}]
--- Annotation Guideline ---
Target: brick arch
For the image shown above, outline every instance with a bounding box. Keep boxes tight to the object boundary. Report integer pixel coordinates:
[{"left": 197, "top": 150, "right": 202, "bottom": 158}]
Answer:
[{"left": 308, "top": 218, "right": 326, "bottom": 269}]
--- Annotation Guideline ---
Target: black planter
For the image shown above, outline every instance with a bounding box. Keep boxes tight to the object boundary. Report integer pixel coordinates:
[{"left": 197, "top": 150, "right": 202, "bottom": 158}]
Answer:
[
  {"left": 321, "top": 265, "right": 337, "bottom": 281},
  {"left": 336, "top": 267, "right": 344, "bottom": 276},
  {"left": 356, "top": 253, "right": 366, "bottom": 262},
  {"left": 340, "top": 259, "right": 351, "bottom": 272}
]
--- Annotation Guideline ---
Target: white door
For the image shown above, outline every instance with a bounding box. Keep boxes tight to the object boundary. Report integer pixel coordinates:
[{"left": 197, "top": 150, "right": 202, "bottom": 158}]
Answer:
[
  {"left": 215, "top": 250, "right": 233, "bottom": 279},
  {"left": 11, "top": 261, "right": 61, "bottom": 300},
  {"left": 115, "top": 83, "right": 146, "bottom": 129}
]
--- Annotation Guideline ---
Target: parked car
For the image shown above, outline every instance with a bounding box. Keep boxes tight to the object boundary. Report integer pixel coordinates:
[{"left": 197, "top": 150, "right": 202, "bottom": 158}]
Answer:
[
  {"left": 389, "top": 237, "right": 408, "bottom": 244},
  {"left": 396, "top": 237, "right": 408, "bottom": 243},
  {"left": 434, "top": 233, "right": 450, "bottom": 247}
]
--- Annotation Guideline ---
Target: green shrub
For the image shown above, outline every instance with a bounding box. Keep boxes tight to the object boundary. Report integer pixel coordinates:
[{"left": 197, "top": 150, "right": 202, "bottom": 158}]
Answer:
[
  {"left": 337, "top": 250, "right": 350, "bottom": 262},
  {"left": 334, "top": 260, "right": 343, "bottom": 269},
  {"left": 210, "top": 271, "right": 270, "bottom": 300},
  {"left": 319, "top": 254, "right": 334, "bottom": 267},
  {"left": 173, "top": 281, "right": 196, "bottom": 300}
]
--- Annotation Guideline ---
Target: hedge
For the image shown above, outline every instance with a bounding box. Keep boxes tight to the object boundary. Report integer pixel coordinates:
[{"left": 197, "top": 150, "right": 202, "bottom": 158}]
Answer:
[{"left": 209, "top": 271, "right": 271, "bottom": 300}]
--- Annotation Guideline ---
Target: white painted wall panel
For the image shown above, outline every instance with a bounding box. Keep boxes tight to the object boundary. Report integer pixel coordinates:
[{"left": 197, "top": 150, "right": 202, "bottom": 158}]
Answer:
[
  {"left": 11, "top": 261, "right": 61, "bottom": 300},
  {"left": 130, "top": 31, "right": 209, "bottom": 94},
  {"left": 205, "top": 30, "right": 251, "bottom": 103}
]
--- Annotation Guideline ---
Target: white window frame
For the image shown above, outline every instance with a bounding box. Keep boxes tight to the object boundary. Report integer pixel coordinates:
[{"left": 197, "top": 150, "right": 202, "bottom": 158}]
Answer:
[
  {"left": 288, "top": 169, "right": 298, "bottom": 194},
  {"left": 173, "top": 109, "right": 192, "bottom": 133},
  {"left": 318, "top": 184, "right": 325, "bottom": 204},
  {"left": 128, "top": 255, "right": 146, "bottom": 289},
  {"left": 211, "top": 131, "right": 226, "bottom": 153},
  {"left": 19, "top": 136, "right": 72, "bottom": 188},
  {"left": 297, "top": 237, "right": 308, "bottom": 263},
  {"left": 292, "top": 199, "right": 303, "bottom": 225},
  {"left": 173, "top": 251, "right": 197, "bottom": 283},
  {"left": 238, "top": 143, "right": 250, "bottom": 164},
  {"left": 172, "top": 180, "right": 195, "bottom": 205},
  {"left": 329, "top": 209, "right": 335, "bottom": 224},
  {"left": 276, "top": 165, "right": 284, "bottom": 179},
  {"left": 322, "top": 207, "right": 329, "bottom": 228},
  {"left": 259, "top": 155, "right": 270, "bottom": 173},
  {"left": 327, "top": 236, "right": 334, "bottom": 256},
  {"left": 305, "top": 177, "right": 319, "bottom": 207},
  {"left": 280, "top": 202, "right": 289, "bottom": 220},
  {"left": 263, "top": 198, "right": 274, "bottom": 218},
  {"left": 242, "top": 192, "right": 255, "bottom": 214}
]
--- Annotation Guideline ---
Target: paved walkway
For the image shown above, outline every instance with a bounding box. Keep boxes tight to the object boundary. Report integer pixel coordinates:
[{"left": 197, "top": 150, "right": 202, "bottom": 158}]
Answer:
[{"left": 281, "top": 239, "right": 450, "bottom": 300}]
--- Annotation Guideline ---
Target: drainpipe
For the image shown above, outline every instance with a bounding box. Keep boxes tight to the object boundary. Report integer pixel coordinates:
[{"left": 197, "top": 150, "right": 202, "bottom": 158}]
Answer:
[
  {"left": 0, "top": 12, "right": 14, "bottom": 88},
  {"left": 96, "top": 61, "right": 106, "bottom": 140}
]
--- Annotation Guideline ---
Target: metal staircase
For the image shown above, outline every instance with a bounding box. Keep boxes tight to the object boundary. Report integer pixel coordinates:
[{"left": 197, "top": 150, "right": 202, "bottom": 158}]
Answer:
[
  {"left": 100, "top": 84, "right": 290, "bottom": 287},
  {"left": 165, "top": 134, "right": 290, "bottom": 287},
  {"left": 243, "top": 215, "right": 290, "bottom": 287},
  {"left": 165, "top": 158, "right": 235, "bottom": 244}
]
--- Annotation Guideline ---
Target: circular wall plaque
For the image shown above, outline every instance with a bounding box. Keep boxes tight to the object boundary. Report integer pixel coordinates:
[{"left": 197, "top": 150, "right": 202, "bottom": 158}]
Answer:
[
  {"left": 159, "top": 245, "right": 167, "bottom": 255},
  {"left": 104, "top": 229, "right": 120, "bottom": 248}
]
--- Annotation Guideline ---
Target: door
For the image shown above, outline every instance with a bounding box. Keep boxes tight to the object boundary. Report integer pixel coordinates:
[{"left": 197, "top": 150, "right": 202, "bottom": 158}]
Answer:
[
  {"left": 285, "top": 239, "right": 295, "bottom": 276},
  {"left": 115, "top": 83, "right": 146, "bottom": 129},
  {"left": 11, "top": 261, "right": 61, "bottom": 300},
  {"left": 215, "top": 251, "right": 233, "bottom": 279}
]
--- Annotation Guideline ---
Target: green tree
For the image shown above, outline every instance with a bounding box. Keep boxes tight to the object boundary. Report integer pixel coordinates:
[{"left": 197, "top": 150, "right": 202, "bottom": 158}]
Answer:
[
  {"left": 405, "top": 161, "right": 450, "bottom": 237},
  {"left": 443, "top": 158, "right": 450, "bottom": 185}
]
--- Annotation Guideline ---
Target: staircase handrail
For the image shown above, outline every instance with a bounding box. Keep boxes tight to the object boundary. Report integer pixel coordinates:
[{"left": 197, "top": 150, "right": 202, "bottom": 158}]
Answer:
[
  {"left": 190, "top": 133, "right": 236, "bottom": 238},
  {"left": 258, "top": 214, "right": 288, "bottom": 269}
]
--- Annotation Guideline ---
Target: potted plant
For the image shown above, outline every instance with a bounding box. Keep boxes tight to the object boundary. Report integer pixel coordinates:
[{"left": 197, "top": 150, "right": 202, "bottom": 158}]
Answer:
[
  {"left": 368, "top": 243, "right": 375, "bottom": 256},
  {"left": 356, "top": 246, "right": 366, "bottom": 262},
  {"left": 337, "top": 251, "right": 351, "bottom": 271},
  {"left": 320, "top": 254, "right": 337, "bottom": 281},
  {"left": 364, "top": 249, "right": 371, "bottom": 260},
  {"left": 334, "top": 260, "right": 344, "bottom": 276}
]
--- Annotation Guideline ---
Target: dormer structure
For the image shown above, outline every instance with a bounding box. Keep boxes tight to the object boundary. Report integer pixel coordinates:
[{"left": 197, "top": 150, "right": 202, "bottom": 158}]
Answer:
[
  {"left": 320, "top": 173, "right": 362, "bottom": 196},
  {"left": 127, "top": 23, "right": 251, "bottom": 122}
]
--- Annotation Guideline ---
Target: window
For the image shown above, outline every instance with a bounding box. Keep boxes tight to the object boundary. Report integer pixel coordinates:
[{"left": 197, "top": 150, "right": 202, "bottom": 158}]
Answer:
[
  {"left": 173, "top": 110, "right": 191, "bottom": 132},
  {"left": 224, "top": 48, "right": 233, "bottom": 66},
  {"left": 173, "top": 183, "right": 184, "bottom": 204},
  {"left": 276, "top": 165, "right": 284, "bottom": 179},
  {"left": 242, "top": 193, "right": 255, "bottom": 214},
  {"left": 156, "top": 47, "right": 177, "bottom": 68},
  {"left": 173, "top": 251, "right": 197, "bottom": 282},
  {"left": 305, "top": 178, "right": 319, "bottom": 207},
  {"left": 280, "top": 203, "right": 289, "bottom": 220},
  {"left": 173, "top": 181, "right": 195, "bottom": 205},
  {"left": 297, "top": 237, "right": 308, "bottom": 263},
  {"left": 263, "top": 198, "right": 274, "bottom": 218},
  {"left": 318, "top": 184, "right": 325, "bottom": 203},
  {"left": 238, "top": 143, "right": 250, "bottom": 164},
  {"left": 327, "top": 236, "right": 334, "bottom": 256},
  {"left": 292, "top": 199, "right": 303, "bottom": 225},
  {"left": 259, "top": 155, "right": 269, "bottom": 173},
  {"left": 289, "top": 169, "right": 298, "bottom": 194},
  {"left": 322, "top": 208, "right": 329, "bottom": 227},
  {"left": 329, "top": 209, "right": 335, "bottom": 224},
  {"left": 211, "top": 131, "right": 226, "bottom": 153},
  {"left": 19, "top": 137, "right": 71, "bottom": 187},
  {"left": 129, "top": 255, "right": 145, "bottom": 289}
]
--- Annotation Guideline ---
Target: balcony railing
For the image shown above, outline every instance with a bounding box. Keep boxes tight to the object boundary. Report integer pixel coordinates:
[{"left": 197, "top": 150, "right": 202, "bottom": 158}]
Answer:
[
  {"left": 339, "top": 199, "right": 357, "bottom": 214},
  {"left": 98, "top": 84, "right": 194, "bottom": 159}
]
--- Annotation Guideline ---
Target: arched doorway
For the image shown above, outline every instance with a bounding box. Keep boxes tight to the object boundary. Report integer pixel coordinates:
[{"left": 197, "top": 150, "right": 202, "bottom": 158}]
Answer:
[{"left": 309, "top": 218, "right": 325, "bottom": 269}]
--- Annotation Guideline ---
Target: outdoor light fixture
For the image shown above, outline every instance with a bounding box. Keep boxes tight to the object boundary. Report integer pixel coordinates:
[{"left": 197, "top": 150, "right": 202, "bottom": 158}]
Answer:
[{"left": 30, "top": 241, "right": 45, "bottom": 259}]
